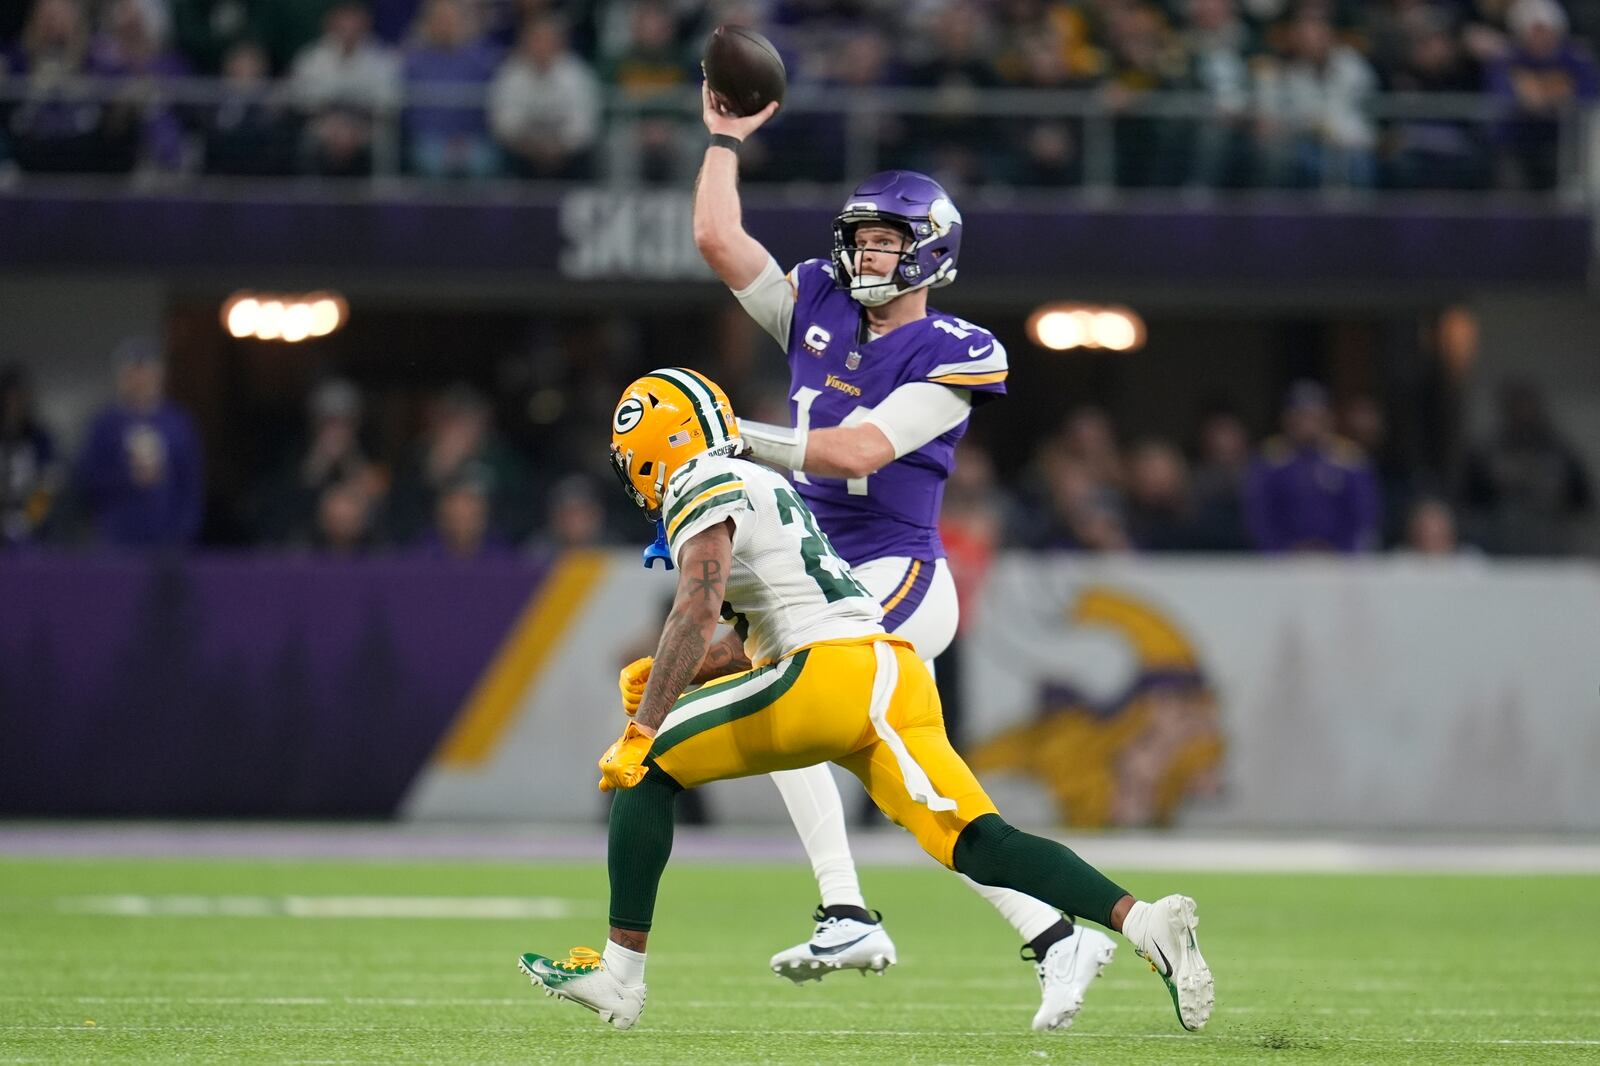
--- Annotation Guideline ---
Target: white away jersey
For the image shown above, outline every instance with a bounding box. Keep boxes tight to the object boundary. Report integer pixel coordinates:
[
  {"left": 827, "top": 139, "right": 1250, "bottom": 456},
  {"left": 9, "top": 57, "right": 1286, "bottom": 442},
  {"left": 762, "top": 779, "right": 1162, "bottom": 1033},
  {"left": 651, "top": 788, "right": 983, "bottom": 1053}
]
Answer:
[{"left": 661, "top": 454, "right": 884, "bottom": 665}]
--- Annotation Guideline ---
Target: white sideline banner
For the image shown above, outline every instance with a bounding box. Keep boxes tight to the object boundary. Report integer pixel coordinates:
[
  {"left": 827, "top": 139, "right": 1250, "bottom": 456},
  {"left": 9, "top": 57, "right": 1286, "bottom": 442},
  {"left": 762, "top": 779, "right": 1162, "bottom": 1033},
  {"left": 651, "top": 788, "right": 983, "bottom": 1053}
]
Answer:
[
  {"left": 961, "top": 556, "right": 1600, "bottom": 832},
  {"left": 405, "top": 552, "right": 1600, "bottom": 832}
]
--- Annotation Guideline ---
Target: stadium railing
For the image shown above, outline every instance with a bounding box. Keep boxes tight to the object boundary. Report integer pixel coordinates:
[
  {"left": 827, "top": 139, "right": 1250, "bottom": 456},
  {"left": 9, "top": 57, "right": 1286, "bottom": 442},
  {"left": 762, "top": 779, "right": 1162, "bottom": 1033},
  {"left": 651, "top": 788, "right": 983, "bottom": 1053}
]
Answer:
[{"left": 0, "top": 78, "right": 1593, "bottom": 203}]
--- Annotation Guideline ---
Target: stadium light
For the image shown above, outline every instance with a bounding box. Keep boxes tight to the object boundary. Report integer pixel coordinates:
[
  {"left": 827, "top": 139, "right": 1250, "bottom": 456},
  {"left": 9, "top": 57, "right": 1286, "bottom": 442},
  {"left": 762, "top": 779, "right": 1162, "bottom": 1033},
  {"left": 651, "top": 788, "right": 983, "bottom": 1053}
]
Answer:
[
  {"left": 281, "top": 303, "right": 314, "bottom": 344},
  {"left": 307, "top": 294, "right": 347, "bottom": 338},
  {"left": 225, "top": 297, "right": 260, "bottom": 338},
  {"left": 221, "top": 291, "right": 349, "bottom": 343},
  {"left": 255, "top": 301, "right": 285, "bottom": 341},
  {"left": 1031, "top": 310, "right": 1080, "bottom": 350},
  {"left": 1027, "top": 303, "right": 1146, "bottom": 352}
]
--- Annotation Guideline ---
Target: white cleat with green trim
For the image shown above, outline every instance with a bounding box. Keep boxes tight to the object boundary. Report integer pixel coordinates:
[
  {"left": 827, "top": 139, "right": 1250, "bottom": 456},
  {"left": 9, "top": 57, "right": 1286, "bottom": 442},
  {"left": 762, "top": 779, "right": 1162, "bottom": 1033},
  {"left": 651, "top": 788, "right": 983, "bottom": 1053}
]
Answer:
[
  {"left": 1123, "top": 894, "right": 1215, "bottom": 1032},
  {"left": 518, "top": 948, "right": 646, "bottom": 1031}
]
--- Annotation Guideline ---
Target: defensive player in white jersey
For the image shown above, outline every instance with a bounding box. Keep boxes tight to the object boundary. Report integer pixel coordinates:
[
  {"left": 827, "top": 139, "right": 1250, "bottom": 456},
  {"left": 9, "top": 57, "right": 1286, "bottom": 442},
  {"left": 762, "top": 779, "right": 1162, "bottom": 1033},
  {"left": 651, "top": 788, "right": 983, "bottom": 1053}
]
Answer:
[
  {"left": 517, "top": 369, "right": 1213, "bottom": 1034},
  {"left": 636, "top": 88, "right": 1113, "bottom": 1030}
]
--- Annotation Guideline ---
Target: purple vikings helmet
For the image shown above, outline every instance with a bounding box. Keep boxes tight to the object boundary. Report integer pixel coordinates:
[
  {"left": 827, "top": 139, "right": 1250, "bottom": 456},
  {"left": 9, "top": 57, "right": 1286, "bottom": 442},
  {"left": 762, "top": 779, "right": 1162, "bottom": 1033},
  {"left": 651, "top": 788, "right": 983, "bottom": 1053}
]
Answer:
[{"left": 831, "top": 170, "right": 963, "bottom": 307}]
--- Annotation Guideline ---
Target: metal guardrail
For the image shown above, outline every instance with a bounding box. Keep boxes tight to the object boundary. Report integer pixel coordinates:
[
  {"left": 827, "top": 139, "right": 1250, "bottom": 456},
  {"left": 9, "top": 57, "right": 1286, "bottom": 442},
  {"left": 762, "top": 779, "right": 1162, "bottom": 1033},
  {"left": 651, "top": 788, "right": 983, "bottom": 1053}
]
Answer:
[{"left": 0, "top": 76, "right": 1594, "bottom": 200}]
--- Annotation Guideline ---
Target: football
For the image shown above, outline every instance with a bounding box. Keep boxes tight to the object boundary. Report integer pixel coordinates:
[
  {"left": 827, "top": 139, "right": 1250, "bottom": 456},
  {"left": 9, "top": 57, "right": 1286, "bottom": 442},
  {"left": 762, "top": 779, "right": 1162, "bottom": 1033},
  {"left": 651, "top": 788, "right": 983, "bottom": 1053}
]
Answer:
[{"left": 702, "top": 25, "right": 787, "bottom": 118}]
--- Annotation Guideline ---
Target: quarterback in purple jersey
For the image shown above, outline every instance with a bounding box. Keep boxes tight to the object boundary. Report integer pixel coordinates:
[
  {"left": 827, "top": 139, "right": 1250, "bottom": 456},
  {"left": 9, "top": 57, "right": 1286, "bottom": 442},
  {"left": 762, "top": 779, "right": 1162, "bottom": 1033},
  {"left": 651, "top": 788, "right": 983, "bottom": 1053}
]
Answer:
[{"left": 658, "top": 85, "right": 1117, "bottom": 1031}]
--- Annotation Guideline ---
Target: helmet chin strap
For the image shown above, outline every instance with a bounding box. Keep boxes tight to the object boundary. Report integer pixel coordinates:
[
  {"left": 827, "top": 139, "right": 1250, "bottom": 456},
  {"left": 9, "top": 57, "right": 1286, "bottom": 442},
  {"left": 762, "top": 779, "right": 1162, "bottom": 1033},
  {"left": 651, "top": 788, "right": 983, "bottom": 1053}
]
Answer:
[{"left": 848, "top": 272, "right": 900, "bottom": 307}]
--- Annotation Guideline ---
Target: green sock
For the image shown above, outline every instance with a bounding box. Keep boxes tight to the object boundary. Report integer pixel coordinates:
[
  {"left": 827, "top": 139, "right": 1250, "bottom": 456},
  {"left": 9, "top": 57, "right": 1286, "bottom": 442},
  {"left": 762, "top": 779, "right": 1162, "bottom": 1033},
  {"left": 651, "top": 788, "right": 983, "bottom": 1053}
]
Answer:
[
  {"left": 951, "top": 813, "right": 1129, "bottom": 928},
  {"left": 607, "top": 760, "right": 682, "bottom": 932}
]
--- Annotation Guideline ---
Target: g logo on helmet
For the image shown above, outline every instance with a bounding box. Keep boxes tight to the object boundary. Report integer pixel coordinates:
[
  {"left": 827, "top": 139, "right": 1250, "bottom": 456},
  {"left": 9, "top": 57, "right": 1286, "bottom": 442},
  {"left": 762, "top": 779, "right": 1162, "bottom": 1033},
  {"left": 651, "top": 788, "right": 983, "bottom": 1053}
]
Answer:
[{"left": 613, "top": 397, "right": 645, "bottom": 434}]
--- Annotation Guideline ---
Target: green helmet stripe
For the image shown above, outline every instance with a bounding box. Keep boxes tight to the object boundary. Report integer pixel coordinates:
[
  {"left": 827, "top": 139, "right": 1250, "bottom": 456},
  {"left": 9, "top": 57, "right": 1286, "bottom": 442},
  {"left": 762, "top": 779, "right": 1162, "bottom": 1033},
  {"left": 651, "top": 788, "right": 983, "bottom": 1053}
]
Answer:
[
  {"left": 643, "top": 371, "right": 713, "bottom": 444},
  {"left": 676, "top": 367, "right": 735, "bottom": 441},
  {"left": 645, "top": 371, "right": 716, "bottom": 450},
  {"left": 653, "top": 367, "right": 728, "bottom": 448}
]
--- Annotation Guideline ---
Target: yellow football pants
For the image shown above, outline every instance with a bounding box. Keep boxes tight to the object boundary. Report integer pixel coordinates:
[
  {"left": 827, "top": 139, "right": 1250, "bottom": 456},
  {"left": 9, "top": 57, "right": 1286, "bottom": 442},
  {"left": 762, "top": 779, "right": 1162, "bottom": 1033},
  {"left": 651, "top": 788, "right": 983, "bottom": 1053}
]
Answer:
[{"left": 650, "top": 637, "right": 998, "bottom": 867}]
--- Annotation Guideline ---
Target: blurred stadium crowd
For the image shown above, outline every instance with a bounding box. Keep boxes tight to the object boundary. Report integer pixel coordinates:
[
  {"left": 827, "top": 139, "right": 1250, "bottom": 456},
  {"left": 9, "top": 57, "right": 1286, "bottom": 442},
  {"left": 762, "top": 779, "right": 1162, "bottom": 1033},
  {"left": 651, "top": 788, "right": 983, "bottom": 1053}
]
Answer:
[
  {"left": 1, "top": 339, "right": 1591, "bottom": 563},
  {"left": 0, "top": 0, "right": 1595, "bottom": 188}
]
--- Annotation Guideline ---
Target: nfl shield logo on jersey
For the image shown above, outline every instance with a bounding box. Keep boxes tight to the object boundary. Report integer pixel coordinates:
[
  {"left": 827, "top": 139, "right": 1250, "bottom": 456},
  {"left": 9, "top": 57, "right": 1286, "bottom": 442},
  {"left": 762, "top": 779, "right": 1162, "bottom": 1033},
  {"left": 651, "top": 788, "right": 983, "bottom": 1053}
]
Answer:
[{"left": 845, "top": 351, "right": 861, "bottom": 370}]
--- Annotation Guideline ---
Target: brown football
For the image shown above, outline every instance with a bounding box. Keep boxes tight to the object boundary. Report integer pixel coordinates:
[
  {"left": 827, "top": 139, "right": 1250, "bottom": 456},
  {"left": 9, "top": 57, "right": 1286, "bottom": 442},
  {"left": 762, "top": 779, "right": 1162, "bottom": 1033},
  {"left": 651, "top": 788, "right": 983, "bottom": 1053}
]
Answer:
[{"left": 702, "top": 25, "right": 786, "bottom": 118}]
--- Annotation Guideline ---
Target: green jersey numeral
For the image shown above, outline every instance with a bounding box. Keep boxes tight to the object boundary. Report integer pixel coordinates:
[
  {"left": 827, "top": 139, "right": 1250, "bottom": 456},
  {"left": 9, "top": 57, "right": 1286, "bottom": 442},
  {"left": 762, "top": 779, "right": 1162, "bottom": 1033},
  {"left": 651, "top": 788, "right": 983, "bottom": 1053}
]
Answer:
[{"left": 772, "top": 486, "right": 870, "bottom": 603}]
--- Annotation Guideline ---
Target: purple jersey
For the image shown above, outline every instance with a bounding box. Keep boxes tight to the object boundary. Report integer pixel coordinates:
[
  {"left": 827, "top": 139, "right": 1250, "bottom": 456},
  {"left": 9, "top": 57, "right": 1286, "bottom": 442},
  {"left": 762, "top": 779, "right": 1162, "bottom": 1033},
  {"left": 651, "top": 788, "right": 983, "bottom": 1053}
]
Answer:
[{"left": 783, "top": 258, "right": 1007, "bottom": 566}]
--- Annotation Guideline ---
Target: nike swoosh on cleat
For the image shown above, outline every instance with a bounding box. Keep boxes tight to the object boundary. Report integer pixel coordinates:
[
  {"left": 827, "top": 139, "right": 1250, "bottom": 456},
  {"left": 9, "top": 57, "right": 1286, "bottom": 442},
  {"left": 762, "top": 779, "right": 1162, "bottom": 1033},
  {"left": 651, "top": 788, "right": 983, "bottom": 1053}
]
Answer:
[
  {"left": 967, "top": 343, "right": 992, "bottom": 357},
  {"left": 1152, "top": 942, "right": 1174, "bottom": 978},
  {"left": 808, "top": 932, "right": 875, "bottom": 956},
  {"left": 522, "top": 959, "right": 581, "bottom": 986}
]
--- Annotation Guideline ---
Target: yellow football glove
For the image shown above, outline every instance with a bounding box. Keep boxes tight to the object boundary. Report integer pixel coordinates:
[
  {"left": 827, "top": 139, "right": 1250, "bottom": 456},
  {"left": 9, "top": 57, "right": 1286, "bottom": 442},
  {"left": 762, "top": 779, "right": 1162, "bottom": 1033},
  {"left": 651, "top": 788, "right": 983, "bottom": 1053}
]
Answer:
[
  {"left": 618, "top": 656, "right": 653, "bottom": 716},
  {"left": 598, "top": 721, "right": 654, "bottom": 792}
]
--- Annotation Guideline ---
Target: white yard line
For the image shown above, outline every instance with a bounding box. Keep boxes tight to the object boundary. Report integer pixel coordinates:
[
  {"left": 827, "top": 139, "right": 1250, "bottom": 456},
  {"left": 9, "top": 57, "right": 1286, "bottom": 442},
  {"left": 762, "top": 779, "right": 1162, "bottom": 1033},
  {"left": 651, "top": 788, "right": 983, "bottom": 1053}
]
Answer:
[
  {"left": 48, "top": 895, "right": 594, "bottom": 920},
  {"left": 7, "top": 994, "right": 1600, "bottom": 1024}
]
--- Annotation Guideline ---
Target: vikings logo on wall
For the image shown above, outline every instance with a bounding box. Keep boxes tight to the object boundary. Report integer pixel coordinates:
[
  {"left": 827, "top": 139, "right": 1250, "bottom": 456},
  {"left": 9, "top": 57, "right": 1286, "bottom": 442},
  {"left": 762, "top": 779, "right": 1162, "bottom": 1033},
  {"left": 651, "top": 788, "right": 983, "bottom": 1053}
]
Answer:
[{"left": 967, "top": 586, "right": 1223, "bottom": 828}]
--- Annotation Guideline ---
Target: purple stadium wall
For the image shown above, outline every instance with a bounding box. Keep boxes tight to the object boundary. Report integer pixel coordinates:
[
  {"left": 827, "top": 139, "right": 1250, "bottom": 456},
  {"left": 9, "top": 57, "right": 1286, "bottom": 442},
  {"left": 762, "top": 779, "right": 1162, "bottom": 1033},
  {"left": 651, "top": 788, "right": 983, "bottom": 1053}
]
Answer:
[{"left": 0, "top": 554, "right": 545, "bottom": 817}]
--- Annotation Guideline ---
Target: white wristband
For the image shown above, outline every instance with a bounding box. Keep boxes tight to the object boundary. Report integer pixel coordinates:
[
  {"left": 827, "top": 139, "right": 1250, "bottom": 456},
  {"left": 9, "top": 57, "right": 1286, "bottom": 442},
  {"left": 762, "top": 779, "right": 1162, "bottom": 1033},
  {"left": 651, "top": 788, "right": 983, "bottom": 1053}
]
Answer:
[{"left": 738, "top": 419, "right": 808, "bottom": 471}]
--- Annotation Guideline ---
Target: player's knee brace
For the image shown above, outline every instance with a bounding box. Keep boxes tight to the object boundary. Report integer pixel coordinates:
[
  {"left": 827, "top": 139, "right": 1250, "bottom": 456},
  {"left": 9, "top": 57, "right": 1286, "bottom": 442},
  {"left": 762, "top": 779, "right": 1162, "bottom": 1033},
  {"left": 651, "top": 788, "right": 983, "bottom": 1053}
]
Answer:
[{"left": 949, "top": 813, "right": 1019, "bottom": 886}]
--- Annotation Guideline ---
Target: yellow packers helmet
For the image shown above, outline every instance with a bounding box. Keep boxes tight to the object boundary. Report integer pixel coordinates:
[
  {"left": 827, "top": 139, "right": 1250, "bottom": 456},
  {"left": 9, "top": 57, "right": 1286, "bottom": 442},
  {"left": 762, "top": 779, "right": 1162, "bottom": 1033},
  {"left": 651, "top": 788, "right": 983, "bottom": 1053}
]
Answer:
[{"left": 609, "top": 367, "right": 742, "bottom": 521}]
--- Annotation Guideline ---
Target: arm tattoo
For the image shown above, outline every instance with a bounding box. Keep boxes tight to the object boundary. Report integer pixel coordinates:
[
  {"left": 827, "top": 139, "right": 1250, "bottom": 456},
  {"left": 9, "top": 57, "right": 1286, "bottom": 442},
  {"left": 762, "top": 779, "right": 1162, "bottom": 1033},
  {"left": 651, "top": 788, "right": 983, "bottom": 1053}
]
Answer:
[
  {"left": 688, "top": 559, "right": 723, "bottom": 604},
  {"left": 693, "top": 631, "right": 752, "bottom": 684},
  {"left": 636, "top": 522, "right": 733, "bottom": 732},
  {"left": 634, "top": 613, "right": 708, "bottom": 734}
]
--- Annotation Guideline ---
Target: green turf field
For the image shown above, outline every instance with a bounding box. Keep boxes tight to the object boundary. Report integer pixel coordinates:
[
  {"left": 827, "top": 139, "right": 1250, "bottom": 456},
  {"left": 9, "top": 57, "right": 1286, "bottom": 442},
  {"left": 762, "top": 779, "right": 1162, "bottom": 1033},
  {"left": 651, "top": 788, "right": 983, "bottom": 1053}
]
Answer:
[{"left": 1, "top": 857, "right": 1596, "bottom": 1064}]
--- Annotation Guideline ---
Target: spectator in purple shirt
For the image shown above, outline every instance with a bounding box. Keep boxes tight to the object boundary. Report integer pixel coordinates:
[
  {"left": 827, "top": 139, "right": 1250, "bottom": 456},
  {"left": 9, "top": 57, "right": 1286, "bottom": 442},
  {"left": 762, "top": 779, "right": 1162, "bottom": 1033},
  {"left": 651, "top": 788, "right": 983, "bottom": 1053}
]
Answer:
[
  {"left": 9, "top": 0, "right": 140, "bottom": 173},
  {"left": 1245, "top": 381, "right": 1381, "bottom": 553},
  {"left": 402, "top": 0, "right": 501, "bottom": 178},
  {"left": 74, "top": 338, "right": 205, "bottom": 549},
  {"left": 1488, "top": 0, "right": 1599, "bottom": 189},
  {"left": 86, "top": 0, "right": 193, "bottom": 171},
  {"left": 1386, "top": 14, "right": 1490, "bottom": 190}
]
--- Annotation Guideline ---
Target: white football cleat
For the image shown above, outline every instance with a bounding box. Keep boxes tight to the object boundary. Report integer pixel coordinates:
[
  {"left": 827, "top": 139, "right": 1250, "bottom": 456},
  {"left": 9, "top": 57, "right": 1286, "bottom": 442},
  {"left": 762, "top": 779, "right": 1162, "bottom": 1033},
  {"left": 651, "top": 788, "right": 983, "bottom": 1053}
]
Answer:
[
  {"left": 1122, "top": 894, "right": 1214, "bottom": 1032},
  {"left": 1030, "top": 925, "right": 1117, "bottom": 1032},
  {"left": 770, "top": 908, "right": 897, "bottom": 983},
  {"left": 518, "top": 949, "right": 646, "bottom": 1031}
]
